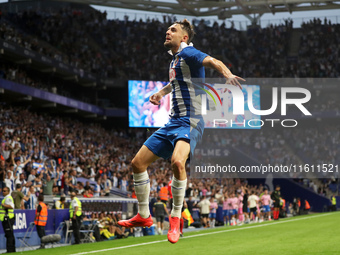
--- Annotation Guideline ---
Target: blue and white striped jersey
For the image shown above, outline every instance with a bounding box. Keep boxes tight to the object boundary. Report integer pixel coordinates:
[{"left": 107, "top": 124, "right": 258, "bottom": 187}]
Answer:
[{"left": 168, "top": 43, "right": 208, "bottom": 118}]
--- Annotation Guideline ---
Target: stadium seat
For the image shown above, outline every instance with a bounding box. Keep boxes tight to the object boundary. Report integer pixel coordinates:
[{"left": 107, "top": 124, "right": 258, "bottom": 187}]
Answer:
[
  {"left": 17, "top": 222, "right": 35, "bottom": 250},
  {"left": 64, "top": 220, "right": 73, "bottom": 244},
  {"left": 55, "top": 221, "right": 65, "bottom": 242},
  {"left": 80, "top": 220, "right": 97, "bottom": 243}
]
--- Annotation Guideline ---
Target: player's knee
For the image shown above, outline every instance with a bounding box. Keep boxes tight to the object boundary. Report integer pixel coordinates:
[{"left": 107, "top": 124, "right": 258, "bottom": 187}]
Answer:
[
  {"left": 171, "top": 159, "right": 185, "bottom": 173},
  {"left": 131, "top": 157, "right": 144, "bottom": 172}
]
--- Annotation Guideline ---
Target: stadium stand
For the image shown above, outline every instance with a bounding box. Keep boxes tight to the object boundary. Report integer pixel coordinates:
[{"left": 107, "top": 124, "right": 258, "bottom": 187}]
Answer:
[{"left": 1, "top": 5, "right": 339, "bottom": 84}]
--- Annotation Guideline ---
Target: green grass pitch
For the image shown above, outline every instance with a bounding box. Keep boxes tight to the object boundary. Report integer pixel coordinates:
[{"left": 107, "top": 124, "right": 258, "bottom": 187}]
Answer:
[{"left": 18, "top": 212, "right": 340, "bottom": 255}]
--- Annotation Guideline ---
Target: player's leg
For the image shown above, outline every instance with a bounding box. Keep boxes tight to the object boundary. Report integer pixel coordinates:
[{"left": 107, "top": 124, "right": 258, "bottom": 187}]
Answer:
[
  {"left": 234, "top": 209, "right": 238, "bottom": 225},
  {"left": 226, "top": 211, "right": 230, "bottom": 225},
  {"left": 131, "top": 145, "right": 159, "bottom": 217},
  {"left": 230, "top": 210, "right": 234, "bottom": 225},
  {"left": 210, "top": 214, "right": 215, "bottom": 228},
  {"left": 160, "top": 219, "right": 164, "bottom": 235},
  {"left": 249, "top": 210, "right": 253, "bottom": 222},
  {"left": 168, "top": 140, "right": 190, "bottom": 243},
  {"left": 118, "top": 145, "right": 159, "bottom": 228},
  {"left": 255, "top": 208, "right": 259, "bottom": 222},
  {"left": 245, "top": 208, "right": 249, "bottom": 223},
  {"left": 202, "top": 215, "right": 207, "bottom": 227},
  {"left": 170, "top": 140, "right": 190, "bottom": 215},
  {"left": 239, "top": 208, "right": 244, "bottom": 225},
  {"left": 157, "top": 219, "right": 161, "bottom": 235},
  {"left": 267, "top": 210, "right": 271, "bottom": 221},
  {"left": 276, "top": 208, "right": 278, "bottom": 219},
  {"left": 179, "top": 217, "right": 184, "bottom": 236}
]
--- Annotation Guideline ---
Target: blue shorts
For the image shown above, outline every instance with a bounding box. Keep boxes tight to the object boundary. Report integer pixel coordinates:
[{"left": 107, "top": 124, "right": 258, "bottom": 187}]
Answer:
[
  {"left": 229, "top": 209, "right": 237, "bottom": 216},
  {"left": 263, "top": 205, "right": 270, "bottom": 212},
  {"left": 223, "top": 210, "right": 229, "bottom": 217},
  {"left": 144, "top": 117, "right": 204, "bottom": 159},
  {"left": 209, "top": 213, "right": 216, "bottom": 219}
]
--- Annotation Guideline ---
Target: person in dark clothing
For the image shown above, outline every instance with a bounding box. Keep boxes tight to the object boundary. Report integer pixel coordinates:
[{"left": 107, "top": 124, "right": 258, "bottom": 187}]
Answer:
[
  {"left": 153, "top": 197, "right": 169, "bottom": 235},
  {"left": 271, "top": 185, "right": 281, "bottom": 220},
  {"left": 243, "top": 189, "right": 249, "bottom": 223},
  {"left": 186, "top": 196, "right": 196, "bottom": 215}
]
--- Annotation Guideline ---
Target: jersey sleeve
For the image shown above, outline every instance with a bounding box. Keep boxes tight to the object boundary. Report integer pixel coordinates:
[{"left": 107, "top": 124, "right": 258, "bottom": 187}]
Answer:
[{"left": 181, "top": 47, "right": 208, "bottom": 67}]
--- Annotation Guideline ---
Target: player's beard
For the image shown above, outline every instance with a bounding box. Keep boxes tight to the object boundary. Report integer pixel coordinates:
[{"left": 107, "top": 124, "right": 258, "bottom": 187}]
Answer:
[{"left": 164, "top": 41, "right": 172, "bottom": 49}]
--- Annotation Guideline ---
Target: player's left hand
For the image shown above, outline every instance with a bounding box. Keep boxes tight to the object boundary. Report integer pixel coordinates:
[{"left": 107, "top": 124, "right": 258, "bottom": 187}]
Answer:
[
  {"left": 222, "top": 75, "right": 245, "bottom": 93},
  {"left": 226, "top": 75, "right": 245, "bottom": 89}
]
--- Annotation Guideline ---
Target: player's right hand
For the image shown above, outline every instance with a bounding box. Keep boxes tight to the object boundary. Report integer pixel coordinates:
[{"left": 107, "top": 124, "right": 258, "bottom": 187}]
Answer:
[{"left": 149, "top": 93, "right": 162, "bottom": 105}]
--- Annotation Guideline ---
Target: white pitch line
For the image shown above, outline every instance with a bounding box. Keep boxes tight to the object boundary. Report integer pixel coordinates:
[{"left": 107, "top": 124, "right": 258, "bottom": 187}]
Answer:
[{"left": 70, "top": 212, "right": 337, "bottom": 255}]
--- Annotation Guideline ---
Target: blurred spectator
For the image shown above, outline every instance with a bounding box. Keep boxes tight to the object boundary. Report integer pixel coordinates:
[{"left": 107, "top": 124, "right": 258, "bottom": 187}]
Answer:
[
  {"left": 0, "top": 159, "right": 5, "bottom": 193},
  {"left": 55, "top": 195, "right": 66, "bottom": 209},
  {"left": 25, "top": 185, "right": 37, "bottom": 209},
  {"left": 42, "top": 174, "right": 54, "bottom": 195},
  {"left": 4, "top": 170, "right": 14, "bottom": 193},
  {"left": 102, "top": 174, "right": 112, "bottom": 196},
  {"left": 11, "top": 183, "right": 30, "bottom": 209},
  {"left": 93, "top": 178, "right": 101, "bottom": 197},
  {"left": 198, "top": 195, "right": 210, "bottom": 228}
]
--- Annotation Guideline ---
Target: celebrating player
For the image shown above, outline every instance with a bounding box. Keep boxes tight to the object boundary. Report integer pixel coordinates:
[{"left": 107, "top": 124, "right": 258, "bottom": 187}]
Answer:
[{"left": 118, "top": 19, "right": 244, "bottom": 244}]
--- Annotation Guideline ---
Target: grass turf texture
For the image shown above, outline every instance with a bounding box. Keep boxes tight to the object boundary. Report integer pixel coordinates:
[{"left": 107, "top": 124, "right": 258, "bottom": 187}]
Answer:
[{"left": 17, "top": 212, "right": 340, "bottom": 255}]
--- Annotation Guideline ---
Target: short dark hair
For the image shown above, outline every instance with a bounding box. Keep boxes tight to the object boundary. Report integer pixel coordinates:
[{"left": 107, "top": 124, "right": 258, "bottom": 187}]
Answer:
[
  {"left": 175, "top": 19, "right": 195, "bottom": 44},
  {"left": 38, "top": 194, "right": 44, "bottom": 202},
  {"left": 60, "top": 197, "right": 65, "bottom": 202},
  {"left": 16, "top": 183, "right": 22, "bottom": 189}
]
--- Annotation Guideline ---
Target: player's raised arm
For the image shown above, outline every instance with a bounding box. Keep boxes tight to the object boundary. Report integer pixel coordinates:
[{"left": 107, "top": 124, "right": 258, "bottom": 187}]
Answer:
[
  {"left": 202, "top": 56, "right": 245, "bottom": 89},
  {"left": 149, "top": 83, "right": 172, "bottom": 105}
]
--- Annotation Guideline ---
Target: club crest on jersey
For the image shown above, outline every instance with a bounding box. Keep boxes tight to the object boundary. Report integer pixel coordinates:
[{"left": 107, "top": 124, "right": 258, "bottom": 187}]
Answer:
[{"left": 169, "top": 68, "right": 176, "bottom": 82}]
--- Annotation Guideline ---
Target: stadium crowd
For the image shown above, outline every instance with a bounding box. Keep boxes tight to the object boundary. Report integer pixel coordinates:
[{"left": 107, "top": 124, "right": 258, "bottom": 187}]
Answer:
[
  {"left": 298, "top": 18, "right": 340, "bottom": 78},
  {"left": 200, "top": 126, "right": 339, "bottom": 196},
  {"left": 0, "top": 63, "right": 96, "bottom": 104},
  {"left": 0, "top": 6, "right": 339, "bottom": 85},
  {"left": 0, "top": 105, "right": 141, "bottom": 201},
  {"left": 1, "top": 105, "right": 337, "bottom": 205}
]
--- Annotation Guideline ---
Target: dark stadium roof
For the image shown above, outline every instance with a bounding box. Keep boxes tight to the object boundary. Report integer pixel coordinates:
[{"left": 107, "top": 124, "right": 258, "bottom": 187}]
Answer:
[{"left": 54, "top": 0, "right": 340, "bottom": 19}]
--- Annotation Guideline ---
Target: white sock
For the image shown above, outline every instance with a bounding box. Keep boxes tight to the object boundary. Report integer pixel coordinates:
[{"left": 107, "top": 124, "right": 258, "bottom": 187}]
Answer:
[
  {"left": 170, "top": 177, "right": 187, "bottom": 218},
  {"left": 134, "top": 171, "right": 150, "bottom": 218}
]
